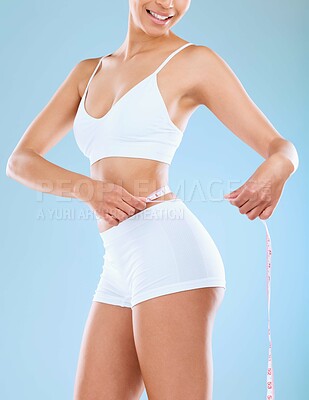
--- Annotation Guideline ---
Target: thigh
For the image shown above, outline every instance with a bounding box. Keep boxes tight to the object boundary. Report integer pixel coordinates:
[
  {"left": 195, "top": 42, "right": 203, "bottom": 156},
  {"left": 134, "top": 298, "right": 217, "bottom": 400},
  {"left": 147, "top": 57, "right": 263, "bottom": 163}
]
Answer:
[
  {"left": 74, "top": 301, "right": 144, "bottom": 400},
  {"left": 132, "top": 287, "right": 225, "bottom": 400}
]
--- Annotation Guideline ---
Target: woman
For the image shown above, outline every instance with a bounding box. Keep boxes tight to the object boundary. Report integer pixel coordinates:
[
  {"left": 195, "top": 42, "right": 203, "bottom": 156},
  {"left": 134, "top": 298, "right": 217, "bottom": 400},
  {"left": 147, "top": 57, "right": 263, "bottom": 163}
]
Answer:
[{"left": 6, "top": 0, "right": 299, "bottom": 399}]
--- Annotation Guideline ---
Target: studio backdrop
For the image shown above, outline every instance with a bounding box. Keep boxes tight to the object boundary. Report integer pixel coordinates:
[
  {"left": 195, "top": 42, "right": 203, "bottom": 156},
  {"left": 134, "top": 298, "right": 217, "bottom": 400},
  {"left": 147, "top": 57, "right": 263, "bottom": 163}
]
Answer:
[{"left": 1, "top": 1, "right": 307, "bottom": 399}]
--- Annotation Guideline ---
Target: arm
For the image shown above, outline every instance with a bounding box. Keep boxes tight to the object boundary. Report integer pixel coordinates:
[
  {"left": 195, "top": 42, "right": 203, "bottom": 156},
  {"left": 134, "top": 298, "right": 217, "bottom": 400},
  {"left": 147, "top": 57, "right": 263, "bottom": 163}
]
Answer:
[
  {"left": 6, "top": 60, "right": 92, "bottom": 200},
  {"left": 6, "top": 59, "right": 146, "bottom": 224},
  {"left": 191, "top": 46, "right": 299, "bottom": 220}
]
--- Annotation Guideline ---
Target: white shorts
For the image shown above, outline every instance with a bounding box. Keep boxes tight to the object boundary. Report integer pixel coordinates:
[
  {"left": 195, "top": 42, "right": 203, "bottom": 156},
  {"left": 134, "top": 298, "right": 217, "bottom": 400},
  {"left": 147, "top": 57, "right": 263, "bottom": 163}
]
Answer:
[{"left": 93, "top": 198, "right": 226, "bottom": 308}]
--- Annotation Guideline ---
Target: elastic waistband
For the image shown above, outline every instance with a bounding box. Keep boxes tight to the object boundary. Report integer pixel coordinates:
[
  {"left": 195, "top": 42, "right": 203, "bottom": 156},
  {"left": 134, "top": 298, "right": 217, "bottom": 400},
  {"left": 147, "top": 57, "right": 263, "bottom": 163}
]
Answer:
[{"left": 100, "top": 198, "right": 184, "bottom": 246}]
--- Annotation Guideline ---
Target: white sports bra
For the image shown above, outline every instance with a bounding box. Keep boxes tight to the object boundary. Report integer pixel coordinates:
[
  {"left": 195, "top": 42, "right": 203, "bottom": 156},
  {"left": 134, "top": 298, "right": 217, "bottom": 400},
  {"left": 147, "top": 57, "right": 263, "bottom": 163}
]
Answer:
[{"left": 73, "top": 42, "right": 194, "bottom": 166}]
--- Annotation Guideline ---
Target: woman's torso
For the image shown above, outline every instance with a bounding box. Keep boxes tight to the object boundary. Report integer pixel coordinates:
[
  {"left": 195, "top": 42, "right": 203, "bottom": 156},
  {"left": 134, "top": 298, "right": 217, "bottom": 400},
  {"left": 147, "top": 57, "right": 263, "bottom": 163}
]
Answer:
[{"left": 73, "top": 38, "right": 200, "bottom": 232}]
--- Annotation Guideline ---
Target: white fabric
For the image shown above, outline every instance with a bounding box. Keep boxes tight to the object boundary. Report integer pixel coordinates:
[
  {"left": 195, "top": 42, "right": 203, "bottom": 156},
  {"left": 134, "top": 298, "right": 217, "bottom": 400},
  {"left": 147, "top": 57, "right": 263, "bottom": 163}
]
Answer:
[
  {"left": 73, "top": 43, "right": 194, "bottom": 166},
  {"left": 93, "top": 198, "right": 226, "bottom": 308}
]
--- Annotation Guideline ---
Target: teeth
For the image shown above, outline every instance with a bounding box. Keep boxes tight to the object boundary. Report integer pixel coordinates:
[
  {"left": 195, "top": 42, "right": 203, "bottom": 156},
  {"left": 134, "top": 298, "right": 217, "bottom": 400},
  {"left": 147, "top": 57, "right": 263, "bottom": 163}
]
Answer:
[{"left": 149, "top": 10, "right": 171, "bottom": 20}]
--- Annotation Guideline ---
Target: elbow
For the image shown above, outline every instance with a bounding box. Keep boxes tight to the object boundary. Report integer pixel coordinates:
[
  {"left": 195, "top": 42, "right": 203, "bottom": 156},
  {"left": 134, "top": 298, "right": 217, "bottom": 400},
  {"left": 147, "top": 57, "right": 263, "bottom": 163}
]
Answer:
[
  {"left": 285, "top": 139, "right": 299, "bottom": 175},
  {"left": 6, "top": 148, "right": 39, "bottom": 181},
  {"left": 6, "top": 154, "right": 18, "bottom": 179},
  {"left": 6, "top": 151, "right": 27, "bottom": 180}
]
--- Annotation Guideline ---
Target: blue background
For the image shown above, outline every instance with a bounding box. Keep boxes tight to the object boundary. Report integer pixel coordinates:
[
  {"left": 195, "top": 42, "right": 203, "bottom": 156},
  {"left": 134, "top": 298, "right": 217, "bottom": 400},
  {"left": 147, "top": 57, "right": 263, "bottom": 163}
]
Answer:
[{"left": 1, "top": 0, "right": 307, "bottom": 399}]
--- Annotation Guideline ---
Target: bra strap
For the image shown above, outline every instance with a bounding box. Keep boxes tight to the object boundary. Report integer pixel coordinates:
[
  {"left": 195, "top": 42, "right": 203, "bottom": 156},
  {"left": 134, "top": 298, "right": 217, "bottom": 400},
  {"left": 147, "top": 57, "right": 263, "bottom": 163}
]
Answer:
[
  {"left": 153, "top": 42, "right": 194, "bottom": 75},
  {"left": 84, "top": 53, "right": 112, "bottom": 95}
]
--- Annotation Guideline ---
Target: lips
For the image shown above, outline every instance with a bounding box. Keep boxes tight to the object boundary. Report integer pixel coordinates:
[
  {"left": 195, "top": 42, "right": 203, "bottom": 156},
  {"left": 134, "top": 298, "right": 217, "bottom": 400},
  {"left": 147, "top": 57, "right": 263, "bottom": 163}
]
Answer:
[{"left": 146, "top": 8, "right": 174, "bottom": 22}]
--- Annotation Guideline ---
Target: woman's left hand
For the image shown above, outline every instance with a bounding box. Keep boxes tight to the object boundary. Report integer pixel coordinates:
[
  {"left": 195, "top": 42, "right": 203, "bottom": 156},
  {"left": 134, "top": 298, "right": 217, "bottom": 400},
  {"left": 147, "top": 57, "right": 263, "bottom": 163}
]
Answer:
[{"left": 223, "top": 154, "right": 293, "bottom": 221}]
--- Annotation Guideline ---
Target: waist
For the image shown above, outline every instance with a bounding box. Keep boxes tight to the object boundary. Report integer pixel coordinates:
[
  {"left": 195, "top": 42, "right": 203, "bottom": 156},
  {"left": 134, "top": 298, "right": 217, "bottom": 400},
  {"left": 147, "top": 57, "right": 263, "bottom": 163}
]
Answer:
[
  {"left": 90, "top": 156, "right": 169, "bottom": 183},
  {"left": 97, "top": 184, "right": 177, "bottom": 234},
  {"left": 91, "top": 162, "right": 173, "bottom": 198}
]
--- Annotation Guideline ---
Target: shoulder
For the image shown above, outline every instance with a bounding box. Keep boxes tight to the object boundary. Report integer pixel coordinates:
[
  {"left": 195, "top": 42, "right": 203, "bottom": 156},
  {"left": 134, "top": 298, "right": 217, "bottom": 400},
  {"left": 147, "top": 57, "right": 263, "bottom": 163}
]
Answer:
[
  {"left": 187, "top": 44, "right": 228, "bottom": 74},
  {"left": 72, "top": 57, "right": 104, "bottom": 97},
  {"left": 178, "top": 44, "right": 228, "bottom": 85},
  {"left": 76, "top": 56, "right": 103, "bottom": 72},
  {"left": 185, "top": 44, "right": 237, "bottom": 105},
  {"left": 176, "top": 44, "right": 221, "bottom": 100}
]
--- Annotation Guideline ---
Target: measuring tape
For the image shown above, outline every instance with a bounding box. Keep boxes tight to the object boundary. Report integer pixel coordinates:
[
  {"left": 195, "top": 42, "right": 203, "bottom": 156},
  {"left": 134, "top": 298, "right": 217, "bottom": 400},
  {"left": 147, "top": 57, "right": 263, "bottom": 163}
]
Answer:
[
  {"left": 261, "top": 219, "right": 275, "bottom": 399},
  {"left": 145, "top": 185, "right": 173, "bottom": 202},
  {"left": 146, "top": 186, "right": 275, "bottom": 398}
]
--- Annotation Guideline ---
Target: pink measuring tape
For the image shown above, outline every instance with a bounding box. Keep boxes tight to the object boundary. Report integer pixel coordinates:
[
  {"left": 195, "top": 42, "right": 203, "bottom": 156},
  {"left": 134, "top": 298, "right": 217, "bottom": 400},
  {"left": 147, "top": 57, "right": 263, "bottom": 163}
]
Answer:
[
  {"left": 146, "top": 186, "right": 275, "bottom": 398},
  {"left": 145, "top": 184, "right": 173, "bottom": 202},
  {"left": 261, "top": 219, "right": 275, "bottom": 399}
]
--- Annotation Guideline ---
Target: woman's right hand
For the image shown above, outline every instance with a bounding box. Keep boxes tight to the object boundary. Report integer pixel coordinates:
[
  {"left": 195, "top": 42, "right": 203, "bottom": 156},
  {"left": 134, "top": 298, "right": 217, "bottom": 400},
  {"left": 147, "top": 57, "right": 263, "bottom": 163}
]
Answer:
[{"left": 78, "top": 179, "right": 148, "bottom": 227}]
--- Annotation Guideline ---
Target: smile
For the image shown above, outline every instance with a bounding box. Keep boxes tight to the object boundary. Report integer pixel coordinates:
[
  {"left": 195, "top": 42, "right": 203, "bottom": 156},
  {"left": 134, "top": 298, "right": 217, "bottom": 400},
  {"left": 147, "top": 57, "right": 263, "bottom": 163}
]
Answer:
[{"left": 146, "top": 9, "right": 174, "bottom": 23}]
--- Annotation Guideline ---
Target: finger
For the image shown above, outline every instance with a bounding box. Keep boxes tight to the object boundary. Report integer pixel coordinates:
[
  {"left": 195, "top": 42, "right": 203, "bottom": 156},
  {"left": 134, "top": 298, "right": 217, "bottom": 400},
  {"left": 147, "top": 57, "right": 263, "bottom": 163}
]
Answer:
[
  {"left": 133, "top": 196, "right": 147, "bottom": 210},
  {"left": 246, "top": 204, "right": 269, "bottom": 220},
  {"left": 121, "top": 190, "right": 147, "bottom": 210},
  {"left": 224, "top": 186, "right": 243, "bottom": 199},
  {"left": 246, "top": 203, "right": 268, "bottom": 221},
  {"left": 98, "top": 212, "right": 119, "bottom": 227},
  {"left": 229, "top": 189, "right": 250, "bottom": 207},
  {"left": 259, "top": 205, "right": 273, "bottom": 220},
  {"left": 239, "top": 197, "right": 265, "bottom": 215},
  {"left": 106, "top": 214, "right": 120, "bottom": 226},
  {"left": 231, "top": 184, "right": 263, "bottom": 208},
  {"left": 96, "top": 205, "right": 128, "bottom": 224},
  {"left": 118, "top": 200, "right": 138, "bottom": 218},
  {"left": 110, "top": 206, "right": 133, "bottom": 223}
]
